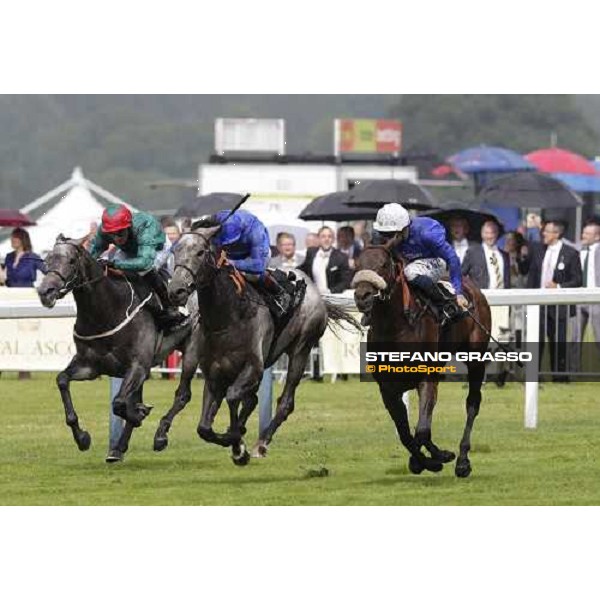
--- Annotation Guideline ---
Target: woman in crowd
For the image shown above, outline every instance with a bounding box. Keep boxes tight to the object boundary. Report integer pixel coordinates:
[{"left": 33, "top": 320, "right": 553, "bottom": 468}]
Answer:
[
  {"left": 3, "top": 228, "right": 44, "bottom": 288},
  {"left": 504, "top": 231, "right": 529, "bottom": 288},
  {"left": 1, "top": 228, "right": 43, "bottom": 380}
]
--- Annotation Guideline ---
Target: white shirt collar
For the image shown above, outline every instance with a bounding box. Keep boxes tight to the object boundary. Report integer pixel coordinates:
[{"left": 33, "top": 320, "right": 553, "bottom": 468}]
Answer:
[
  {"left": 483, "top": 243, "right": 498, "bottom": 253},
  {"left": 547, "top": 240, "right": 563, "bottom": 252}
]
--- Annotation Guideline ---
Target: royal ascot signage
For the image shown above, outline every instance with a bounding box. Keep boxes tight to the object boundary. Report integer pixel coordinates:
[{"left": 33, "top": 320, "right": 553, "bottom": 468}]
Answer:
[
  {"left": 0, "top": 316, "right": 76, "bottom": 371},
  {"left": 334, "top": 119, "right": 403, "bottom": 155},
  {"left": 0, "top": 288, "right": 76, "bottom": 371},
  {"left": 320, "top": 310, "right": 368, "bottom": 374}
]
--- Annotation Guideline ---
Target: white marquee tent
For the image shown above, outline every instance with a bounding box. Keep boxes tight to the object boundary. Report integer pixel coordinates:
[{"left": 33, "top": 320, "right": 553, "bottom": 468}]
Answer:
[{"left": 0, "top": 167, "right": 136, "bottom": 258}]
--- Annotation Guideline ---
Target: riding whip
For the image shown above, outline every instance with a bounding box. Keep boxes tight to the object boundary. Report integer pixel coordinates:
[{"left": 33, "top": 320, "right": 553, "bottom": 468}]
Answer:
[
  {"left": 220, "top": 193, "right": 251, "bottom": 224},
  {"left": 465, "top": 307, "right": 525, "bottom": 369}
]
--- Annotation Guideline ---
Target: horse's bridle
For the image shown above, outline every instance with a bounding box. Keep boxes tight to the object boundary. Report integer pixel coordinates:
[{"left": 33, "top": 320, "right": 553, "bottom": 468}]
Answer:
[
  {"left": 172, "top": 231, "right": 218, "bottom": 293},
  {"left": 45, "top": 240, "right": 105, "bottom": 299}
]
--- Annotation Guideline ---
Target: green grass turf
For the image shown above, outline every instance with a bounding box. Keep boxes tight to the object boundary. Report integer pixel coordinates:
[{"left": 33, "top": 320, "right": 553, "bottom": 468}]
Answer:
[{"left": 0, "top": 373, "right": 599, "bottom": 505}]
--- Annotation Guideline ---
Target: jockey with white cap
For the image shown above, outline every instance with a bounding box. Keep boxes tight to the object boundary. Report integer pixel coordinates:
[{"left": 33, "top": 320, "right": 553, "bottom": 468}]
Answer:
[{"left": 372, "top": 203, "right": 469, "bottom": 326}]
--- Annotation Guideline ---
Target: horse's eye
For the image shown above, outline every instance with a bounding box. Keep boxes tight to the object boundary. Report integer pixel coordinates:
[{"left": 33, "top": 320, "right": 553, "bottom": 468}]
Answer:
[
  {"left": 69, "top": 258, "right": 76, "bottom": 265},
  {"left": 197, "top": 249, "right": 205, "bottom": 257}
]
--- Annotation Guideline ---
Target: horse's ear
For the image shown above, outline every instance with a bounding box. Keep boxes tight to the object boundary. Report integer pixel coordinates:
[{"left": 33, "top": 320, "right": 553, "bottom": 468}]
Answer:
[
  {"left": 74, "top": 233, "right": 92, "bottom": 248},
  {"left": 202, "top": 225, "right": 222, "bottom": 240},
  {"left": 56, "top": 233, "right": 66, "bottom": 243}
]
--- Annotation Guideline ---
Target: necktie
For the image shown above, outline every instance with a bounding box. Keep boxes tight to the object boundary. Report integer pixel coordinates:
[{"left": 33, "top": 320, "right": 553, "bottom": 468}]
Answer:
[
  {"left": 490, "top": 252, "right": 503, "bottom": 288},
  {"left": 583, "top": 250, "right": 590, "bottom": 287},
  {"left": 542, "top": 248, "right": 555, "bottom": 287}
]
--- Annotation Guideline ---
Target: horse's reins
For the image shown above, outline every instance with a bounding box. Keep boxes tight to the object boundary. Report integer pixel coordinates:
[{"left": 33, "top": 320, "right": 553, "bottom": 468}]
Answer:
[
  {"left": 45, "top": 240, "right": 153, "bottom": 340},
  {"left": 73, "top": 277, "right": 153, "bottom": 341}
]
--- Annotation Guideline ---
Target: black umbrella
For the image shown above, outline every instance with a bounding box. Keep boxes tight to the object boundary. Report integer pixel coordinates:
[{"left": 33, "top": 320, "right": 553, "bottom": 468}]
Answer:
[
  {"left": 175, "top": 192, "right": 245, "bottom": 217},
  {"left": 299, "top": 191, "right": 377, "bottom": 222},
  {"left": 421, "top": 202, "right": 505, "bottom": 242},
  {"left": 344, "top": 179, "right": 439, "bottom": 211},
  {"left": 478, "top": 172, "right": 583, "bottom": 208}
]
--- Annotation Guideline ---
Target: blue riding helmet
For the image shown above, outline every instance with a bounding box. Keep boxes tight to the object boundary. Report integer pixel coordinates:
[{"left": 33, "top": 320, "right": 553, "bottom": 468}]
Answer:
[
  {"left": 213, "top": 209, "right": 271, "bottom": 275},
  {"left": 217, "top": 213, "right": 244, "bottom": 246}
]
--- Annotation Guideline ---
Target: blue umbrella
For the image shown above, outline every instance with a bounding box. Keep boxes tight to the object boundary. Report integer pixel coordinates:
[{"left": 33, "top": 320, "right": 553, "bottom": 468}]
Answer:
[
  {"left": 551, "top": 173, "right": 600, "bottom": 193},
  {"left": 448, "top": 145, "right": 535, "bottom": 174}
]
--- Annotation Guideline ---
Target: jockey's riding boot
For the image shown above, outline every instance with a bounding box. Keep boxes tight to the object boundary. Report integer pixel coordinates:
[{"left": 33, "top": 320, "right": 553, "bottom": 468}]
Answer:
[
  {"left": 143, "top": 270, "right": 188, "bottom": 331},
  {"left": 410, "top": 275, "right": 464, "bottom": 327},
  {"left": 261, "top": 271, "right": 292, "bottom": 319},
  {"left": 283, "top": 270, "right": 307, "bottom": 309}
]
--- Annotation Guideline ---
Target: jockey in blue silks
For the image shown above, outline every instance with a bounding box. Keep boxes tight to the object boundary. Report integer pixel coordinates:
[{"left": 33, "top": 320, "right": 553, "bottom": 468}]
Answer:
[
  {"left": 212, "top": 209, "right": 292, "bottom": 317},
  {"left": 372, "top": 203, "right": 469, "bottom": 326}
]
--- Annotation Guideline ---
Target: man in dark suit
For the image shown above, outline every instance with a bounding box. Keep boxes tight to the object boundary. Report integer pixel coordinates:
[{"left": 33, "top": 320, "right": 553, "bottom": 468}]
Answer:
[
  {"left": 572, "top": 221, "right": 600, "bottom": 357},
  {"left": 448, "top": 216, "right": 478, "bottom": 265},
  {"left": 461, "top": 220, "right": 511, "bottom": 289},
  {"left": 527, "top": 220, "right": 582, "bottom": 381},
  {"left": 299, "top": 226, "right": 352, "bottom": 294}
]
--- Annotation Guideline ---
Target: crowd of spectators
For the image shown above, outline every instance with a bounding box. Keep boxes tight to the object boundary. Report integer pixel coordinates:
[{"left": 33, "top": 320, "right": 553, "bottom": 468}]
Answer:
[
  {"left": 445, "top": 212, "right": 600, "bottom": 380},
  {"left": 2, "top": 209, "right": 600, "bottom": 382},
  {"left": 265, "top": 222, "right": 369, "bottom": 294}
]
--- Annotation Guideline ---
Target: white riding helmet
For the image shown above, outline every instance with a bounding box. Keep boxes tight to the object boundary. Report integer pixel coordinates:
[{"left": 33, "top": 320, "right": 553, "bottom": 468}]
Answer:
[{"left": 373, "top": 203, "right": 411, "bottom": 232}]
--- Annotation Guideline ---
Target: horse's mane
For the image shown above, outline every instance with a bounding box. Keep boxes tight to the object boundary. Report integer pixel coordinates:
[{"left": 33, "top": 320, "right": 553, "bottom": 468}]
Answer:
[{"left": 55, "top": 233, "right": 92, "bottom": 253}]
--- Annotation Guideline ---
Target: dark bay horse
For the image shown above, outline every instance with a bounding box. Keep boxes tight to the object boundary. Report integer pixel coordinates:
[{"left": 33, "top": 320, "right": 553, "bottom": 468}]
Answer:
[
  {"left": 353, "top": 245, "right": 491, "bottom": 477},
  {"left": 161, "top": 223, "right": 359, "bottom": 465},
  {"left": 37, "top": 235, "right": 202, "bottom": 460}
]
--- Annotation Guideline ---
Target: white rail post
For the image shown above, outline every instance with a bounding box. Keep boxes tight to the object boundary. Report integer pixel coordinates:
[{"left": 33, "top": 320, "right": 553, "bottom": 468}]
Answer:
[{"left": 525, "top": 303, "right": 540, "bottom": 429}]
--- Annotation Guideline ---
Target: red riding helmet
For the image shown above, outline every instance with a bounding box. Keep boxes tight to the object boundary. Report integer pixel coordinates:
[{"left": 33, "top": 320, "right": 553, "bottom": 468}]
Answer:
[{"left": 102, "top": 205, "right": 132, "bottom": 233}]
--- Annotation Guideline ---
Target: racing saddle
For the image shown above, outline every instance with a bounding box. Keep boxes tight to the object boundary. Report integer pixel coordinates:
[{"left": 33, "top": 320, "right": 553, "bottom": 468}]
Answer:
[{"left": 259, "top": 268, "right": 307, "bottom": 325}]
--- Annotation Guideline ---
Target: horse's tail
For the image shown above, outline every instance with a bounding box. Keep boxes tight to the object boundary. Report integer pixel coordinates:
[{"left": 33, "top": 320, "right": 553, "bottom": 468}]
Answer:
[{"left": 324, "top": 300, "right": 363, "bottom": 335}]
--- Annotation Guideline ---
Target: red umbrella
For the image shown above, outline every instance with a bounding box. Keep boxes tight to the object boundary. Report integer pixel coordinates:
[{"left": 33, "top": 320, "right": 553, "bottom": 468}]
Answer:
[
  {"left": 0, "top": 209, "right": 36, "bottom": 227},
  {"left": 525, "top": 147, "right": 596, "bottom": 175}
]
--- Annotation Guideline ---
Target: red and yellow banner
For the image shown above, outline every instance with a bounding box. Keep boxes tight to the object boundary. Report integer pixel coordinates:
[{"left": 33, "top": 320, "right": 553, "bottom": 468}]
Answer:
[{"left": 337, "top": 119, "right": 402, "bottom": 154}]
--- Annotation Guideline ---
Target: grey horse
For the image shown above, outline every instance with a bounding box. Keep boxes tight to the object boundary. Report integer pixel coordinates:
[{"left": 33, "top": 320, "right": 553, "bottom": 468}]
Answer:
[
  {"left": 157, "top": 222, "right": 359, "bottom": 465},
  {"left": 37, "top": 235, "right": 203, "bottom": 461}
]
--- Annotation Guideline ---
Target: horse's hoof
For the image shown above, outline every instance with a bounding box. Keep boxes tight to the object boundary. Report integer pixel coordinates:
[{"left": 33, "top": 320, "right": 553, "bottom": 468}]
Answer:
[
  {"left": 136, "top": 403, "right": 153, "bottom": 419},
  {"left": 423, "top": 457, "right": 443, "bottom": 473},
  {"left": 105, "top": 449, "right": 124, "bottom": 463},
  {"left": 435, "top": 450, "right": 456, "bottom": 463},
  {"left": 455, "top": 459, "right": 472, "bottom": 478},
  {"left": 251, "top": 442, "right": 268, "bottom": 459},
  {"left": 408, "top": 455, "right": 425, "bottom": 474},
  {"left": 232, "top": 447, "right": 251, "bottom": 467},
  {"left": 77, "top": 431, "right": 92, "bottom": 451},
  {"left": 153, "top": 435, "right": 168, "bottom": 452}
]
